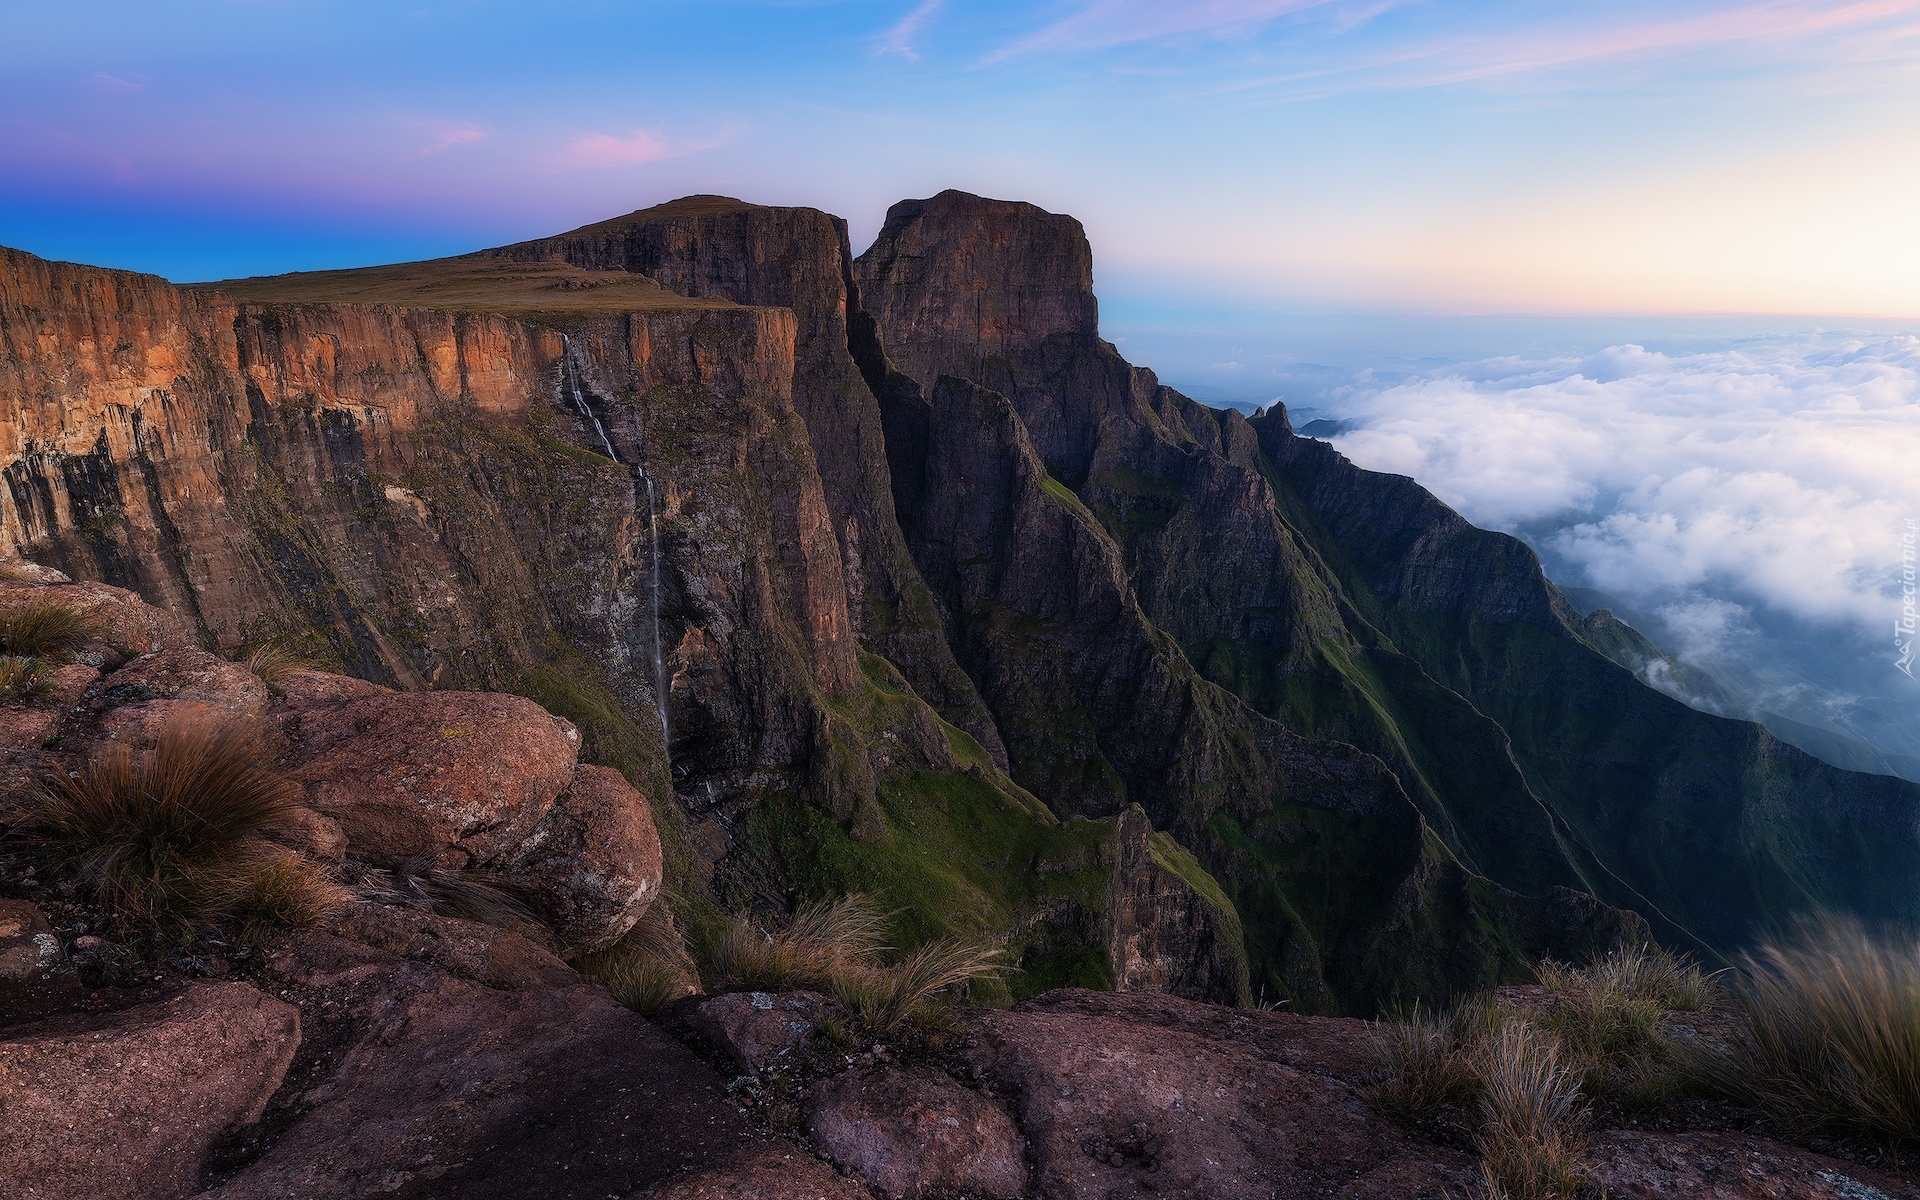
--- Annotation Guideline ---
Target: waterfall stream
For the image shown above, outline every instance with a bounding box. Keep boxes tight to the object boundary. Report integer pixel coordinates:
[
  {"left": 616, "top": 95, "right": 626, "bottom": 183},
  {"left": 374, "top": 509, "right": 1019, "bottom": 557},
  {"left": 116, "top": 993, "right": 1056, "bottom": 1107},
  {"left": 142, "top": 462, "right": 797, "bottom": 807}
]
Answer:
[{"left": 559, "top": 334, "right": 672, "bottom": 745}]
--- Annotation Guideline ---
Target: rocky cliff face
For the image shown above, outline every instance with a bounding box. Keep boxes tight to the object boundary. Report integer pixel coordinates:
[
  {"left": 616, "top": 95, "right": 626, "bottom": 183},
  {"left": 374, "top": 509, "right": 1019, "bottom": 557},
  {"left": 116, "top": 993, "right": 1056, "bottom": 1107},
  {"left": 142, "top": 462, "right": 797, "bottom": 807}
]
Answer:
[
  {"left": 855, "top": 189, "right": 1920, "bottom": 986},
  {"left": 6, "top": 186, "right": 1916, "bottom": 1014},
  {"left": 0, "top": 238, "right": 1241, "bottom": 1002}
]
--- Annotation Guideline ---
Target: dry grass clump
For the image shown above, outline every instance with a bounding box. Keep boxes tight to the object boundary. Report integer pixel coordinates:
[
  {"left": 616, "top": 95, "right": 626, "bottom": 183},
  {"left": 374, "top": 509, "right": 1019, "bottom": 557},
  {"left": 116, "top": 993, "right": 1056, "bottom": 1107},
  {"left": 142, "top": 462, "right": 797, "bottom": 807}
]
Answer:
[
  {"left": 347, "top": 858, "right": 538, "bottom": 930},
  {"left": 228, "top": 846, "right": 351, "bottom": 936},
  {"left": 21, "top": 716, "right": 333, "bottom": 933},
  {"left": 1369, "top": 943, "right": 1717, "bottom": 1195},
  {"left": 578, "top": 901, "right": 699, "bottom": 1016},
  {"left": 0, "top": 597, "right": 100, "bottom": 658},
  {"left": 708, "top": 895, "right": 1002, "bottom": 1031},
  {"left": 711, "top": 895, "right": 892, "bottom": 992},
  {"left": 1703, "top": 918, "right": 1920, "bottom": 1145},
  {"left": 1537, "top": 942, "right": 1721, "bottom": 1013},
  {"left": 1471, "top": 1023, "right": 1590, "bottom": 1200},
  {"left": 0, "top": 655, "right": 52, "bottom": 704},
  {"left": 1530, "top": 943, "right": 1721, "bottom": 1109},
  {"left": 1367, "top": 996, "right": 1498, "bottom": 1122},
  {"left": 234, "top": 641, "right": 322, "bottom": 685},
  {"left": 831, "top": 938, "right": 1005, "bottom": 1034}
]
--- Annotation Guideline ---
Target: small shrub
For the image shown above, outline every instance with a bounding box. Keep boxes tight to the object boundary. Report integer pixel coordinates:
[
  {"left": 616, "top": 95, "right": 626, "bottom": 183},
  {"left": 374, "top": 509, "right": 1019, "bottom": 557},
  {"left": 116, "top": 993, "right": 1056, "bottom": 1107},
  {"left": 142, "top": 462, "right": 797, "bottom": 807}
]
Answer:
[
  {"left": 1472, "top": 1023, "right": 1589, "bottom": 1200},
  {"left": 0, "top": 598, "right": 100, "bottom": 658},
  {"left": 830, "top": 938, "right": 1004, "bottom": 1034},
  {"left": 23, "top": 717, "right": 301, "bottom": 930},
  {"left": 1706, "top": 917, "right": 1920, "bottom": 1144},
  {"left": 1367, "top": 997, "right": 1495, "bottom": 1122},
  {"left": 0, "top": 656, "right": 51, "bottom": 704}
]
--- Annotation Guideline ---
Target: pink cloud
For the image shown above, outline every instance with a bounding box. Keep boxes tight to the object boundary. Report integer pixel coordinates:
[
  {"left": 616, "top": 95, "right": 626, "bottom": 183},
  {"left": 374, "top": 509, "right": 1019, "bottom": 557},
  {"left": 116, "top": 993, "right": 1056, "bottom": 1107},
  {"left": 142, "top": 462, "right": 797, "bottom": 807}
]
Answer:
[
  {"left": 553, "top": 126, "right": 734, "bottom": 170},
  {"left": 419, "top": 122, "right": 486, "bottom": 156}
]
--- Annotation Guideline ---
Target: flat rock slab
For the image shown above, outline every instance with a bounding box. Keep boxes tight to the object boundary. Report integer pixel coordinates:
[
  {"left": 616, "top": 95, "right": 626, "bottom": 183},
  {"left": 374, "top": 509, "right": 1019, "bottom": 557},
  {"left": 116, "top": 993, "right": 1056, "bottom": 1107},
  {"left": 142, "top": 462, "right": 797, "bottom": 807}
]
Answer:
[
  {"left": 1, "top": 981, "right": 301, "bottom": 1200},
  {"left": 693, "top": 989, "right": 829, "bottom": 1076},
  {"left": 210, "top": 961, "right": 764, "bottom": 1200},
  {"left": 807, "top": 1065, "right": 1027, "bottom": 1199},
  {"left": 1588, "top": 1130, "right": 1920, "bottom": 1200},
  {"left": 963, "top": 989, "right": 1472, "bottom": 1200}
]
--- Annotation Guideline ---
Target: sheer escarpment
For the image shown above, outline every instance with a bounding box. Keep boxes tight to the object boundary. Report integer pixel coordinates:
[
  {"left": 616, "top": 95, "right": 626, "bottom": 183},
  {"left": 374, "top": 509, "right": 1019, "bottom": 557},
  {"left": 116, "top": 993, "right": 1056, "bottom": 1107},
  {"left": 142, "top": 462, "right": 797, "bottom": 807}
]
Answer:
[
  {"left": 0, "top": 241, "right": 1243, "bottom": 1004},
  {"left": 855, "top": 188, "right": 1920, "bottom": 993},
  {"left": 7, "top": 188, "right": 1917, "bottom": 1014}
]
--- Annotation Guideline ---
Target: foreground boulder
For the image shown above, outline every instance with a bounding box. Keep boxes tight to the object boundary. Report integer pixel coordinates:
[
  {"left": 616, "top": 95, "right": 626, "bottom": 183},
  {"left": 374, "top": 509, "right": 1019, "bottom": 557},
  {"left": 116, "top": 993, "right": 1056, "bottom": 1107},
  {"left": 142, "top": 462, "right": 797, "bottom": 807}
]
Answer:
[
  {"left": 208, "top": 933, "right": 765, "bottom": 1200},
  {"left": 2, "top": 982, "right": 300, "bottom": 1200},
  {"left": 285, "top": 689, "right": 581, "bottom": 866},
  {"left": 280, "top": 685, "right": 662, "bottom": 955},
  {"left": 807, "top": 1066, "right": 1028, "bottom": 1200},
  {"left": 503, "top": 763, "right": 663, "bottom": 956},
  {"left": 962, "top": 989, "right": 1473, "bottom": 1200}
]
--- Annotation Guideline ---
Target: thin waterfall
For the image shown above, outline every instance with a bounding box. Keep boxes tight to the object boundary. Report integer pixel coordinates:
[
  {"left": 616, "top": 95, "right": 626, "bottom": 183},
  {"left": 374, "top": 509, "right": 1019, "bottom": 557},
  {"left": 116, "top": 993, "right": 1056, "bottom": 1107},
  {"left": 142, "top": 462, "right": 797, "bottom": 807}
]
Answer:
[
  {"left": 559, "top": 333, "right": 619, "bottom": 459},
  {"left": 558, "top": 334, "right": 672, "bottom": 745},
  {"left": 644, "top": 473, "right": 669, "bottom": 743}
]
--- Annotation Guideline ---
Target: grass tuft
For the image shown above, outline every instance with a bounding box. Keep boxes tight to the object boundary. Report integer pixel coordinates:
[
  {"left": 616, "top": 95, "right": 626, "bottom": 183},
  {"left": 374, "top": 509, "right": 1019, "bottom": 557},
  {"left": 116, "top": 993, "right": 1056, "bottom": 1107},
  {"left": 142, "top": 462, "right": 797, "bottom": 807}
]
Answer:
[
  {"left": 235, "top": 641, "right": 322, "bottom": 685},
  {"left": 578, "top": 902, "right": 699, "bottom": 1015},
  {"left": 22, "top": 717, "right": 312, "bottom": 931},
  {"left": 0, "top": 655, "right": 52, "bottom": 704},
  {"left": 830, "top": 938, "right": 1005, "bottom": 1034},
  {"left": 702, "top": 894, "right": 1001, "bottom": 1032},
  {"left": 1367, "top": 996, "right": 1497, "bottom": 1123},
  {"left": 709, "top": 894, "right": 891, "bottom": 992},
  {"left": 1533, "top": 942, "right": 1720, "bottom": 1109},
  {"left": 226, "top": 846, "right": 350, "bottom": 937},
  {"left": 1703, "top": 917, "right": 1920, "bottom": 1145},
  {"left": 1537, "top": 942, "right": 1721, "bottom": 1013},
  {"left": 1472, "top": 1023, "right": 1589, "bottom": 1200},
  {"left": 0, "top": 598, "right": 101, "bottom": 658}
]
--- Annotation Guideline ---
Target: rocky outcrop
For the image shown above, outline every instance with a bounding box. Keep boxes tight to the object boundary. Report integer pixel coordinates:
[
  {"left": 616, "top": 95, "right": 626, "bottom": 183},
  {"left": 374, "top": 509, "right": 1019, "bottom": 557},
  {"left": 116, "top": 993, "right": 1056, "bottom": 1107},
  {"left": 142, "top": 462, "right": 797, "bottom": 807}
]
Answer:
[
  {"left": 2, "top": 982, "right": 301, "bottom": 1200},
  {"left": 807, "top": 1066, "right": 1029, "bottom": 1199},
  {"left": 855, "top": 188, "right": 1920, "bottom": 999},
  {"left": 960, "top": 989, "right": 1473, "bottom": 1199},
  {"left": 494, "top": 198, "right": 1010, "bottom": 769},
  {"left": 207, "top": 938, "right": 746, "bottom": 1200},
  {"left": 692, "top": 989, "right": 830, "bottom": 1076},
  {"left": 1104, "top": 806, "right": 1248, "bottom": 1005}
]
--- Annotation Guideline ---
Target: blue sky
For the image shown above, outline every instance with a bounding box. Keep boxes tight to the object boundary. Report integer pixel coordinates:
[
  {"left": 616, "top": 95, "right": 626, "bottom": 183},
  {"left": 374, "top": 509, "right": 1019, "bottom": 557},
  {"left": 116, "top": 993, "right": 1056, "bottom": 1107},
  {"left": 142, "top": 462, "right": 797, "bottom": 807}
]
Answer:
[{"left": 6, "top": 0, "right": 1920, "bottom": 317}]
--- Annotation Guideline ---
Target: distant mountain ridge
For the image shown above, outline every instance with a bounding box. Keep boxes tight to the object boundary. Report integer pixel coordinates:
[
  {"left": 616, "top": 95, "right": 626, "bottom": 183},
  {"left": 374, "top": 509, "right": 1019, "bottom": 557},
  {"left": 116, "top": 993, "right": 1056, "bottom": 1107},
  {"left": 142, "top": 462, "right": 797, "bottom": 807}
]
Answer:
[{"left": 2, "top": 189, "right": 1916, "bottom": 1011}]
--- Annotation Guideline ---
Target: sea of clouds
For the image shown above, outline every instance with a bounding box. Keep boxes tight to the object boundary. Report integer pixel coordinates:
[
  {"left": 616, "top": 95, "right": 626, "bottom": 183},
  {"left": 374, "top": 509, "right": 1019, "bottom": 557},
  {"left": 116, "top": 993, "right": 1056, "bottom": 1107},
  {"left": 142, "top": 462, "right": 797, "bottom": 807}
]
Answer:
[{"left": 1318, "top": 332, "right": 1920, "bottom": 763}]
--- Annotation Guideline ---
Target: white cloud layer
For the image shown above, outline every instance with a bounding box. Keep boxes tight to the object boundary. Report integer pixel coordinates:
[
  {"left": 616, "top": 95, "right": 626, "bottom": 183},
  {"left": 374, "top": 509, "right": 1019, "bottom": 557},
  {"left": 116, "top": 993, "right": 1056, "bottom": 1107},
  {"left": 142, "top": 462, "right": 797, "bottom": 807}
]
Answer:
[{"left": 1324, "top": 333, "right": 1920, "bottom": 752}]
